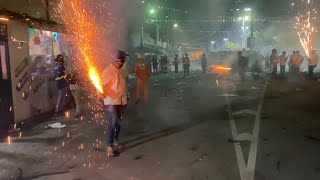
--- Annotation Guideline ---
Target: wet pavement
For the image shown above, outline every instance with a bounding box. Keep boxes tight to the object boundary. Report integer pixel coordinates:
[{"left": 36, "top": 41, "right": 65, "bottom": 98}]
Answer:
[{"left": 1, "top": 70, "right": 320, "bottom": 180}]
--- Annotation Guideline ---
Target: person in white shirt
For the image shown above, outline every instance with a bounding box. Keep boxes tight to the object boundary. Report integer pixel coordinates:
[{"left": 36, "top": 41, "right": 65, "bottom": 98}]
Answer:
[
  {"left": 308, "top": 49, "right": 319, "bottom": 79},
  {"left": 101, "top": 50, "right": 129, "bottom": 157}
]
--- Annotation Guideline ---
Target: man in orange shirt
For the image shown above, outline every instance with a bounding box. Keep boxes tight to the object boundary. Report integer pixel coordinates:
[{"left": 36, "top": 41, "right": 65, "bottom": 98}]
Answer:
[{"left": 135, "top": 58, "right": 151, "bottom": 103}]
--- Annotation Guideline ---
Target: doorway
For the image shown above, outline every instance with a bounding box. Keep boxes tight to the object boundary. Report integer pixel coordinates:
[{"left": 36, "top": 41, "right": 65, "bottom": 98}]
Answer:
[{"left": 0, "top": 23, "right": 14, "bottom": 137}]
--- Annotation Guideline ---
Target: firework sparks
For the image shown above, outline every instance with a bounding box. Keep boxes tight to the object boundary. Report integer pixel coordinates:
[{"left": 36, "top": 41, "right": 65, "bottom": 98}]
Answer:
[
  {"left": 55, "top": 0, "right": 117, "bottom": 94},
  {"left": 210, "top": 65, "right": 231, "bottom": 74},
  {"left": 7, "top": 136, "right": 12, "bottom": 145},
  {"left": 292, "top": 0, "right": 319, "bottom": 57}
]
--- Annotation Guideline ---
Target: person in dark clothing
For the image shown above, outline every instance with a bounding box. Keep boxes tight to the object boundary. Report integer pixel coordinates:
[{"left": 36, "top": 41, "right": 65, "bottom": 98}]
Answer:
[
  {"left": 238, "top": 51, "right": 248, "bottom": 81},
  {"left": 163, "top": 55, "right": 169, "bottom": 73},
  {"left": 53, "top": 54, "right": 68, "bottom": 116},
  {"left": 159, "top": 55, "right": 164, "bottom": 73},
  {"left": 182, "top": 53, "right": 191, "bottom": 77},
  {"left": 201, "top": 53, "right": 208, "bottom": 74},
  {"left": 152, "top": 55, "right": 159, "bottom": 75},
  {"left": 173, "top": 54, "right": 180, "bottom": 73}
]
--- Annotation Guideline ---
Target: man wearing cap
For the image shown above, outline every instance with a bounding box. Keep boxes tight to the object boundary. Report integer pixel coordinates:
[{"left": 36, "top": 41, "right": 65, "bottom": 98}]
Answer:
[
  {"left": 53, "top": 54, "right": 68, "bottom": 116},
  {"left": 101, "top": 50, "right": 129, "bottom": 157},
  {"left": 307, "top": 49, "right": 319, "bottom": 79}
]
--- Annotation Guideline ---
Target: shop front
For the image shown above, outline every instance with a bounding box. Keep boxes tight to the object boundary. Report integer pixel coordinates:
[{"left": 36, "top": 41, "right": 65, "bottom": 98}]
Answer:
[{"left": 0, "top": 18, "right": 67, "bottom": 132}]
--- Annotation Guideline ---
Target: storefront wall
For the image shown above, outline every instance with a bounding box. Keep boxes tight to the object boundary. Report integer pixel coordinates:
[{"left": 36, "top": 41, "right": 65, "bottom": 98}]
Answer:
[
  {"left": 7, "top": 21, "right": 32, "bottom": 123},
  {"left": 7, "top": 21, "right": 64, "bottom": 123}
]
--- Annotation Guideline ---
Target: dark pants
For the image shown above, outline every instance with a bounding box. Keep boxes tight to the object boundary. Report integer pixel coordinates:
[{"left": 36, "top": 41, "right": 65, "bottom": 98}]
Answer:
[
  {"left": 202, "top": 64, "right": 207, "bottom": 74},
  {"left": 105, "top": 105, "right": 126, "bottom": 147},
  {"left": 272, "top": 65, "right": 278, "bottom": 77},
  {"left": 174, "top": 64, "right": 179, "bottom": 73},
  {"left": 239, "top": 67, "right": 245, "bottom": 81},
  {"left": 183, "top": 64, "right": 190, "bottom": 77},
  {"left": 153, "top": 65, "right": 158, "bottom": 75},
  {"left": 293, "top": 67, "right": 300, "bottom": 72},
  {"left": 55, "top": 87, "right": 68, "bottom": 113},
  {"left": 308, "top": 65, "right": 316, "bottom": 78},
  {"left": 280, "top": 65, "right": 286, "bottom": 76}
]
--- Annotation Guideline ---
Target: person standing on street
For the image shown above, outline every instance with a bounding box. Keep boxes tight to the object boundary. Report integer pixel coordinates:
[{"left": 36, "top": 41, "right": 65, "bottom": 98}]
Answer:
[
  {"left": 289, "top": 51, "right": 296, "bottom": 73},
  {"left": 294, "top": 50, "right": 304, "bottom": 73},
  {"left": 279, "top": 51, "right": 289, "bottom": 78},
  {"left": 163, "top": 55, "right": 169, "bottom": 74},
  {"left": 101, "top": 50, "right": 129, "bottom": 157},
  {"left": 53, "top": 54, "right": 68, "bottom": 116},
  {"left": 151, "top": 55, "right": 158, "bottom": 75},
  {"left": 67, "top": 69, "right": 84, "bottom": 118},
  {"left": 307, "top": 49, "right": 319, "bottom": 79},
  {"left": 238, "top": 51, "right": 248, "bottom": 81},
  {"left": 135, "top": 58, "right": 151, "bottom": 103},
  {"left": 173, "top": 54, "right": 180, "bottom": 73},
  {"left": 270, "top": 49, "right": 280, "bottom": 77},
  {"left": 201, "top": 53, "right": 208, "bottom": 74},
  {"left": 182, "top": 53, "right": 191, "bottom": 78}
]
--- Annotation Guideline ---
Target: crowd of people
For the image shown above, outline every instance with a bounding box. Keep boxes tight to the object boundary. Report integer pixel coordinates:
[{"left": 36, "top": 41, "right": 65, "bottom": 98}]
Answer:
[
  {"left": 52, "top": 47, "right": 319, "bottom": 157},
  {"left": 269, "top": 49, "right": 319, "bottom": 79}
]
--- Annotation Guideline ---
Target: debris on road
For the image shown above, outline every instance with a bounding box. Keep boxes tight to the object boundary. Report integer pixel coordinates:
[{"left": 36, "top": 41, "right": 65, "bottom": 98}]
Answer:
[{"left": 47, "top": 123, "right": 66, "bottom": 129}]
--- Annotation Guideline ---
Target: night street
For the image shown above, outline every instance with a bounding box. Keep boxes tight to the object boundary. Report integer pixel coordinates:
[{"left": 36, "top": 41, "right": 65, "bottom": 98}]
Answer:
[
  {"left": 1, "top": 0, "right": 320, "bottom": 180},
  {"left": 1, "top": 69, "right": 320, "bottom": 180}
]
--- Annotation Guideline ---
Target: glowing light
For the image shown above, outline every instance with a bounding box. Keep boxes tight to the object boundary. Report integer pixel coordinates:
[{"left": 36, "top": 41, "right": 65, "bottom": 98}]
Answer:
[
  {"left": 210, "top": 65, "right": 231, "bottom": 74},
  {"left": 0, "top": 17, "right": 9, "bottom": 21},
  {"left": 292, "top": 0, "right": 318, "bottom": 57},
  {"left": 89, "top": 68, "right": 103, "bottom": 93},
  {"left": 56, "top": 0, "right": 111, "bottom": 94},
  {"left": 7, "top": 136, "right": 11, "bottom": 145}
]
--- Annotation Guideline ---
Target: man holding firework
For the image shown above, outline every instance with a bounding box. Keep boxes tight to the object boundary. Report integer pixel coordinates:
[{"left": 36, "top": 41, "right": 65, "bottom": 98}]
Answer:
[{"left": 101, "top": 50, "right": 129, "bottom": 157}]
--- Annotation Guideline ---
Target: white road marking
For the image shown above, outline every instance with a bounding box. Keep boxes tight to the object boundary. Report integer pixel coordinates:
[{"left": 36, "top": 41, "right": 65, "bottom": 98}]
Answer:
[
  {"left": 224, "top": 81, "right": 268, "bottom": 180},
  {"left": 232, "top": 109, "right": 257, "bottom": 116}
]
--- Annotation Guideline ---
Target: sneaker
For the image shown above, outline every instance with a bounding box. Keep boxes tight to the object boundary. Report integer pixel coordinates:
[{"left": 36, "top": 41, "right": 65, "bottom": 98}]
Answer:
[
  {"left": 113, "top": 140, "right": 123, "bottom": 149},
  {"left": 53, "top": 111, "right": 64, "bottom": 118},
  {"left": 107, "top": 147, "right": 114, "bottom": 157}
]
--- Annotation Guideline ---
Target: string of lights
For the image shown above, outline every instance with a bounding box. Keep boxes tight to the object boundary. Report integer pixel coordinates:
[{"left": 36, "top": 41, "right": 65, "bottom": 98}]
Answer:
[{"left": 146, "top": 18, "right": 293, "bottom": 24}]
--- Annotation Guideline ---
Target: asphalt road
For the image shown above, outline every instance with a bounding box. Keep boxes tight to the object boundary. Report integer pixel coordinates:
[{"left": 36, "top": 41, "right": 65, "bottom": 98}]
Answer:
[{"left": 1, "top": 70, "right": 320, "bottom": 180}]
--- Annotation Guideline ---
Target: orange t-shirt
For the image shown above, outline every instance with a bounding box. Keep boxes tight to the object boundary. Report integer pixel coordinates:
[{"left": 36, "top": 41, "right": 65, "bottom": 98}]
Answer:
[{"left": 135, "top": 61, "right": 151, "bottom": 80}]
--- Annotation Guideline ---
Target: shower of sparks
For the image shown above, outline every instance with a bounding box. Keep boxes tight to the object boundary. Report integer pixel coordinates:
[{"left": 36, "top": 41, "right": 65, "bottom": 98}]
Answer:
[
  {"left": 7, "top": 136, "right": 11, "bottom": 145},
  {"left": 55, "top": 0, "right": 117, "bottom": 94},
  {"left": 291, "top": 0, "right": 319, "bottom": 57}
]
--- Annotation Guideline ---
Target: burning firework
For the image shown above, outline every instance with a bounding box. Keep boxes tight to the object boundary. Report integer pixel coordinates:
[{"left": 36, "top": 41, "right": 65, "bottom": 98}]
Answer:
[
  {"left": 210, "top": 65, "right": 231, "bottom": 74},
  {"left": 291, "top": 0, "right": 320, "bottom": 57},
  {"left": 55, "top": 0, "right": 118, "bottom": 94}
]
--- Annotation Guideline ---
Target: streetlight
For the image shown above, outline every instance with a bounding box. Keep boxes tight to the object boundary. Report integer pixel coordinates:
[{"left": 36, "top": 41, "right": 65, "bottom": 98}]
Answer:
[
  {"left": 239, "top": 16, "right": 250, "bottom": 48},
  {"left": 211, "top": 41, "right": 215, "bottom": 50},
  {"left": 244, "top": 8, "right": 252, "bottom": 12},
  {"left": 150, "top": 8, "right": 155, "bottom": 14},
  {"left": 173, "top": 23, "right": 178, "bottom": 28},
  {"left": 223, "top": 38, "right": 228, "bottom": 44}
]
